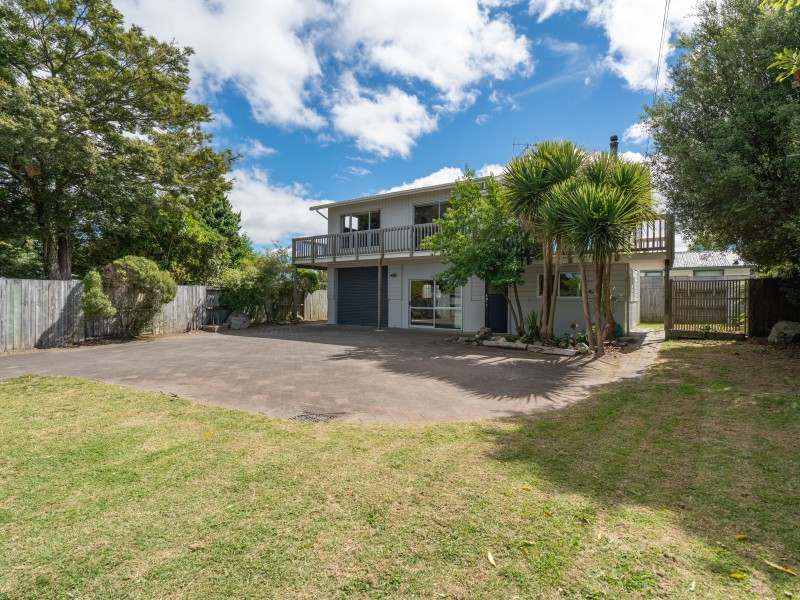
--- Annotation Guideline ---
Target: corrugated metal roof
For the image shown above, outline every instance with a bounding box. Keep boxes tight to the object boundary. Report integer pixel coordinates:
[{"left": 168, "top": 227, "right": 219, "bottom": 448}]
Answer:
[
  {"left": 672, "top": 251, "right": 752, "bottom": 269},
  {"left": 308, "top": 176, "right": 490, "bottom": 211}
]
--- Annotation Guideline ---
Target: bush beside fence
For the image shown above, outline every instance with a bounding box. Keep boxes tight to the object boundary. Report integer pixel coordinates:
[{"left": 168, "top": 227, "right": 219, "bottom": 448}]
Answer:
[{"left": 0, "top": 278, "right": 207, "bottom": 352}]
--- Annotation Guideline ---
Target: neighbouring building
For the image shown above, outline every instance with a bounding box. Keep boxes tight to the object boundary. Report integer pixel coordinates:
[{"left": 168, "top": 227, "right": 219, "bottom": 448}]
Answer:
[
  {"left": 292, "top": 177, "right": 672, "bottom": 335},
  {"left": 670, "top": 251, "right": 752, "bottom": 279}
]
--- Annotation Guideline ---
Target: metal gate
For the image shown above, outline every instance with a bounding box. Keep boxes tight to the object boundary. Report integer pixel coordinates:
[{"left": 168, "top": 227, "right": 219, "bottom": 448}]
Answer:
[{"left": 670, "top": 279, "right": 748, "bottom": 338}]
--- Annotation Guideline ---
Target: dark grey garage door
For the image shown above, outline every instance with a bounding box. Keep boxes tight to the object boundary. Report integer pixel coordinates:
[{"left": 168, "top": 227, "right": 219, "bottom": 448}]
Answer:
[{"left": 337, "top": 266, "right": 388, "bottom": 327}]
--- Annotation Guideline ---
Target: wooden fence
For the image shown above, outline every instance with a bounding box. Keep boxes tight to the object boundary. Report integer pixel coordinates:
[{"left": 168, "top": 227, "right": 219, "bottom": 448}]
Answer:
[
  {"left": 747, "top": 278, "right": 800, "bottom": 336},
  {"left": 0, "top": 278, "right": 207, "bottom": 352},
  {"left": 670, "top": 279, "right": 748, "bottom": 338},
  {"left": 639, "top": 275, "right": 664, "bottom": 323},
  {"left": 301, "top": 289, "right": 328, "bottom": 321}
]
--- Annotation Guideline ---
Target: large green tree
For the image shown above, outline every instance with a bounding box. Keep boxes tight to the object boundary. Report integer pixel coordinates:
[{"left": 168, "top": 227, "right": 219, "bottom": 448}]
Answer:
[
  {"left": 422, "top": 168, "right": 537, "bottom": 335},
  {"left": 502, "top": 140, "right": 586, "bottom": 339},
  {"left": 0, "top": 0, "right": 233, "bottom": 279},
  {"left": 549, "top": 154, "right": 655, "bottom": 356},
  {"left": 75, "top": 194, "right": 254, "bottom": 284},
  {"left": 646, "top": 0, "right": 800, "bottom": 273}
]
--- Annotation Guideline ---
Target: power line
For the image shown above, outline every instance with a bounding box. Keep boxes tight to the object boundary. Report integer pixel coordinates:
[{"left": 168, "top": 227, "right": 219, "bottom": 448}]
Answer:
[{"left": 646, "top": 0, "right": 671, "bottom": 156}]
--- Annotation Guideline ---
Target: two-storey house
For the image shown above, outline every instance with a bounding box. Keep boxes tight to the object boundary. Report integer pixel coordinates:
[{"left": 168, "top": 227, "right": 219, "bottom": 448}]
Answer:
[{"left": 292, "top": 177, "right": 672, "bottom": 335}]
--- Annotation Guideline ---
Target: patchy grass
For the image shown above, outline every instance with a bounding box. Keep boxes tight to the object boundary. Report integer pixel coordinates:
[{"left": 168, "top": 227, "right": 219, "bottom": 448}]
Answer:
[
  {"left": 0, "top": 341, "right": 798, "bottom": 599},
  {"left": 637, "top": 322, "right": 665, "bottom": 330}
]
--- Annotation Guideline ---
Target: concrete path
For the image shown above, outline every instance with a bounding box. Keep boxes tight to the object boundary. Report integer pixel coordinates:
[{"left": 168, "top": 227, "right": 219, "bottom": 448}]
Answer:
[{"left": 0, "top": 324, "right": 664, "bottom": 423}]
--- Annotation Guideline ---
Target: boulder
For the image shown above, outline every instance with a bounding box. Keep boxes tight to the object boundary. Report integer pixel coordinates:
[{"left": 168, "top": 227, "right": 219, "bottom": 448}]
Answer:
[
  {"left": 575, "top": 342, "right": 590, "bottom": 354},
  {"left": 475, "top": 327, "right": 493, "bottom": 342},
  {"left": 227, "top": 311, "right": 252, "bottom": 330},
  {"left": 767, "top": 320, "right": 800, "bottom": 344}
]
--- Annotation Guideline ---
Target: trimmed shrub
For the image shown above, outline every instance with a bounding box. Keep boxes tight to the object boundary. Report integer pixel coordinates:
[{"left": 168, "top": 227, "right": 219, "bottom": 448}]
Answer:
[
  {"left": 101, "top": 256, "right": 177, "bottom": 338},
  {"left": 80, "top": 271, "right": 117, "bottom": 319}
]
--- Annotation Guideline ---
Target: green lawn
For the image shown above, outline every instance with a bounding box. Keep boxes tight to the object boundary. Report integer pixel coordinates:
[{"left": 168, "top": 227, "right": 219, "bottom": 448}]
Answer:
[{"left": 1, "top": 341, "right": 798, "bottom": 599}]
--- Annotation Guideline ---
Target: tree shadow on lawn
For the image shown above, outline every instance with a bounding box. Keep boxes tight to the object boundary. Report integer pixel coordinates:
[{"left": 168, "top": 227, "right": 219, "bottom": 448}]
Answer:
[{"left": 481, "top": 340, "right": 800, "bottom": 589}]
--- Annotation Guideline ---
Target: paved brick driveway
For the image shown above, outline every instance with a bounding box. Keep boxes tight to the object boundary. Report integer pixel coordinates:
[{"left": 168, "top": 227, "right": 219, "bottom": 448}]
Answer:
[{"left": 0, "top": 324, "right": 660, "bottom": 423}]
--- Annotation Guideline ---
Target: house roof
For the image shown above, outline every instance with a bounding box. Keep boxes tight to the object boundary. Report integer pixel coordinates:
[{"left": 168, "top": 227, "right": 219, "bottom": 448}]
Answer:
[
  {"left": 672, "top": 251, "right": 752, "bottom": 270},
  {"left": 308, "top": 176, "right": 490, "bottom": 211}
]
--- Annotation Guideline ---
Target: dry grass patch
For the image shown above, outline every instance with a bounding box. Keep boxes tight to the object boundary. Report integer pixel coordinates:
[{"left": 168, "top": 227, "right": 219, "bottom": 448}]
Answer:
[{"left": 0, "top": 340, "right": 798, "bottom": 598}]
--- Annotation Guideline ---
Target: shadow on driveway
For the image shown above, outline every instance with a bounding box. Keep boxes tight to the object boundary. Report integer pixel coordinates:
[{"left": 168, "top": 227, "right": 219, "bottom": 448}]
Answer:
[{"left": 0, "top": 323, "right": 635, "bottom": 423}]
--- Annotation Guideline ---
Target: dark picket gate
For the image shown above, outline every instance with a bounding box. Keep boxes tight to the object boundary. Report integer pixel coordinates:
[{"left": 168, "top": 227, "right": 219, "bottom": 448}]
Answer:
[{"left": 670, "top": 279, "right": 748, "bottom": 339}]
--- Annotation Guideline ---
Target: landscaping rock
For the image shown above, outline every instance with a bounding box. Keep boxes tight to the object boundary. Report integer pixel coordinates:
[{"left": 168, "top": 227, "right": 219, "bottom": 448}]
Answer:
[
  {"left": 767, "top": 320, "right": 800, "bottom": 344},
  {"left": 575, "top": 342, "right": 590, "bottom": 354},
  {"left": 527, "top": 345, "right": 577, "bottom": 357},
  {"left": 227, "top": 311, "right": 252, "bottom": 330},
  {"left": 498, "top": 337, "right": 507, "bottom": 343},
  {"left": 475, "top": 327, "right": 493, "bottom": 342}
]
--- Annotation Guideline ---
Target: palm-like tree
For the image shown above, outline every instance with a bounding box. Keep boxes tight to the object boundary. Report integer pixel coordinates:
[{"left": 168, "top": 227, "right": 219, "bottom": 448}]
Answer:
[
  {"left": 503, "top": 140, "right": 586, "bottom": 340},
  {"left": 552, "top": 154, "right": 655, "bottom": 355}
]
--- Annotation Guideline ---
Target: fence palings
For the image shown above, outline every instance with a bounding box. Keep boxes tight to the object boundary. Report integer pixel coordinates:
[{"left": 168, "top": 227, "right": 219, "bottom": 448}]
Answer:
[{"left": 0, "top": 278, "right": 207, "bottom": 352}]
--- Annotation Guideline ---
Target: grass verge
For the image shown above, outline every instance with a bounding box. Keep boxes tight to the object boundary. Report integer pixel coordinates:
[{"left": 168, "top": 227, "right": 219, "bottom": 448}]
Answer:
[{"left": 0, "top": 341, "right": 798, "bottom": 598}]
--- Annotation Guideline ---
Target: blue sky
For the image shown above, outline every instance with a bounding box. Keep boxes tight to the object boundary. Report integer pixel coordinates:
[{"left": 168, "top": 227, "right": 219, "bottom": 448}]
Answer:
[{"left": 116, "top": 0, "right": 698, "bottom": 248}]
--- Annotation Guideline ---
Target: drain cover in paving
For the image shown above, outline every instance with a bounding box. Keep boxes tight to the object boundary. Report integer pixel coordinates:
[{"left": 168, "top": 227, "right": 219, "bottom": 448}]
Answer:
[{"left": 289, "top": 412, "right": 340, "bottom": 423}]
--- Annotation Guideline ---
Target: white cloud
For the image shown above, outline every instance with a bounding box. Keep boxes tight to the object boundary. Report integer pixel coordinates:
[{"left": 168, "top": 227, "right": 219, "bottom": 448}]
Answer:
[
  {"left": 331, "top": 73, "right": 438, "bottom": 158},
  {"left": 208, "top": 110, "right": 232, "bottom": 130},
  {"left": 345, "top": 165, "right": 371, "bottom": 177},
  {"left": 477, "top": 164, "right": 505, "bottom": 177},
  {"left": 488, "top": 89, "right": 521, "bottom": 111},
  {"left": 118, "top": 0, "right": 535, "bottom": 157},
  {"left": 236, "top": 138, "right": 277, "bottom": 159},
  {"left": 382, "top": 163, "right": 506, "bottom": 192},
  {"left": 620, "top": 150, "right": 646, "bottom": 163},
  {"left": 334, "top": 0, "right": 533, "bottom": 110},
  {"left": 475, "top": 113, "right": 491, "bottom": 125},
  {"left": 623, "top": 122, "right": 650, "bottom": 146},
  {"left": 116, "top": 0, "right": 328, "bottom": 129},
  {"left": 228, "top": 167, "right": 326, "bottom": 244},
  {"left": 528, "top": 0, "right": 698, "bottom": 91}
]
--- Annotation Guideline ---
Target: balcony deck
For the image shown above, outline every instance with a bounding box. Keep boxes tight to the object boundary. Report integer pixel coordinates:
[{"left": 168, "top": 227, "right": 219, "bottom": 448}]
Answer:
[{"left": 292, "top": 220, "right": 668, "bottom": 266}]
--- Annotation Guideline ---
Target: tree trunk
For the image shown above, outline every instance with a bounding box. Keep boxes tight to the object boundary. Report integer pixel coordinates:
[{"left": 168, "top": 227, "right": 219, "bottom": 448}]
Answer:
[
  {"left": 57, "top": 235, "right": 72, "bottom": 280},
  {"left": 43, "top": 233, "right": 58, "bottom": 279},
  {"left": 42, "top": 227, "right": 72, "bottom": 280},
  {"left": 594, "top": 259, "right": 605, "bottom": 356},
  {"left": 603, "top": 260, "right": 615, "bottom": 341},
  {"left": 548, "top": 243, "right": 561, "bottom": 337},
  {"left": 512, "top": 282, "right": 524, "bottom": 336},
  {"left": 502, "top": 290, "right": 520, "bottom": 336},
  {"left": 540, "top": 242, "right": 552, "bottom": 339},
  {"left": 579, "top": 260, "right": 594, "bottom": 351}
]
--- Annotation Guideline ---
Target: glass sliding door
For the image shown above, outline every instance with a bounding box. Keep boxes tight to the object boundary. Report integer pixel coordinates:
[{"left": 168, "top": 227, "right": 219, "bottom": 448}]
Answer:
[{"left": 409, "top": 280, "right": 462, "bottom": 329}]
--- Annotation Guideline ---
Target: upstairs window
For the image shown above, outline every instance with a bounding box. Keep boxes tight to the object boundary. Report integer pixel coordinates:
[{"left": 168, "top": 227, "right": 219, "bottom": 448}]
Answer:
[
  {"left": 414, "top": 201, "right": 451, "bottom": 225},
  {"left": 341, "top": 210, "right": 380, "bottom": 233}
]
